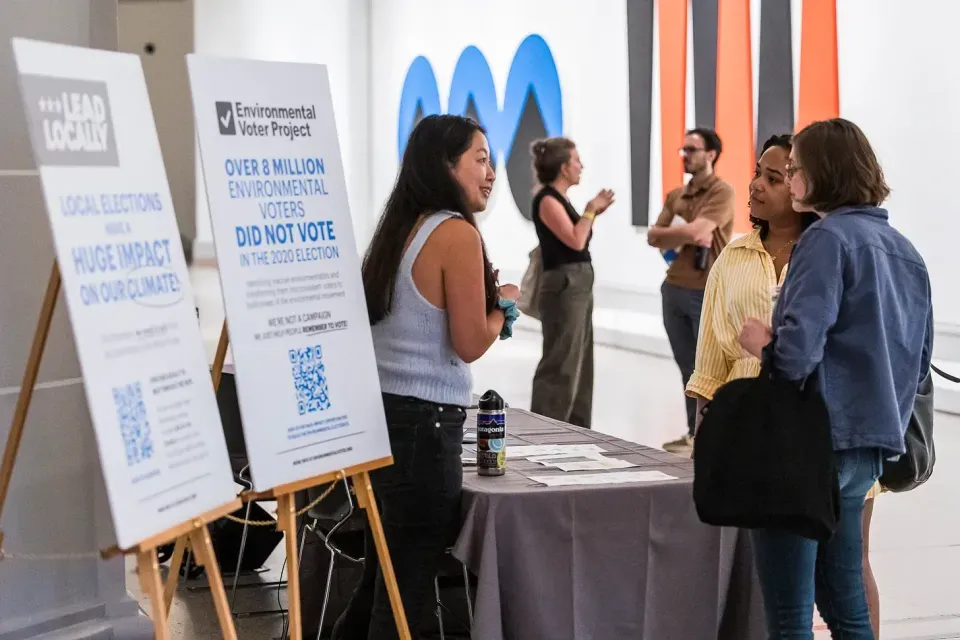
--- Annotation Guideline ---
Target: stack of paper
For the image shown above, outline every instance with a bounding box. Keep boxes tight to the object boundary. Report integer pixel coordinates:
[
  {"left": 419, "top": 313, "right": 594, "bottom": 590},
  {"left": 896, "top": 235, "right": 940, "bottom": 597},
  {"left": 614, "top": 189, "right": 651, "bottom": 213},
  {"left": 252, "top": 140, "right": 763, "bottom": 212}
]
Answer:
[
  {"left": 530, "top": 470, "right": 678, "bottom": 487},
  {"left": 527, "top": 451, "right": 637, "bottom": 472},
  {"left": 509, "top": 444, "right": 605, "bottom": 457}
]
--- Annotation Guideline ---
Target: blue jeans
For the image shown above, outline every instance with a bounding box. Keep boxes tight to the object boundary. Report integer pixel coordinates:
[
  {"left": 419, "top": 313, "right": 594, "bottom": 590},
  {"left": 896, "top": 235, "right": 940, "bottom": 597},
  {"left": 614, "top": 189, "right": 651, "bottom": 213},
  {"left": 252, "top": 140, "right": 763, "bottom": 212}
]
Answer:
[{"left": 751, "top": 448, "right": 882, "bottom": 640}]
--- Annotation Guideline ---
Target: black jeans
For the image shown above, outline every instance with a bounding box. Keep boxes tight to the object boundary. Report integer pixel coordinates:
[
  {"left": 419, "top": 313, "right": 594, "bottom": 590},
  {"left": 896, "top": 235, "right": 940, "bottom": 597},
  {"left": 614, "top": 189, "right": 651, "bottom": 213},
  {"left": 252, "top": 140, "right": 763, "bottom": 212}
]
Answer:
[
  {"left": 332, "top": 394, "right": 465, "bottom": 640},
  {"left": 661, "top": 281, "right": 705, "bottom": 435},
  {"left": 531, "top": 262, "right": 595, "bottom": 429}
]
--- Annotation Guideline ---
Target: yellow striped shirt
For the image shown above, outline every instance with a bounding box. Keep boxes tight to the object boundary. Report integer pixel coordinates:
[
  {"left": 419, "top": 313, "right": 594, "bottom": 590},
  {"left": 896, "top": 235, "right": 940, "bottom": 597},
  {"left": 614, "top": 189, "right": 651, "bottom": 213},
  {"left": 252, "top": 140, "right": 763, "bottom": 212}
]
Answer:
[
  {"left": 686, "top": 229, "right": 788, "bottom": 401},
  {"left": 686, "top": 229, "right": 884, "bottom": 499}
]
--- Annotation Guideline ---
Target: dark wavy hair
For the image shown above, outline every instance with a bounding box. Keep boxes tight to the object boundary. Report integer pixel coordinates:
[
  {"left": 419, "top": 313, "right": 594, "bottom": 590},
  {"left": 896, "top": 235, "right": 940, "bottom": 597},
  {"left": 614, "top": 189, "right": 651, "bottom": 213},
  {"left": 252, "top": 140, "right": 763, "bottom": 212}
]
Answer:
[
  {"left": 363, "top": 115, "right": 499, "bottom": 325},
  {"left": 750, "top": 134, "right": 820, "bottom": 240}
]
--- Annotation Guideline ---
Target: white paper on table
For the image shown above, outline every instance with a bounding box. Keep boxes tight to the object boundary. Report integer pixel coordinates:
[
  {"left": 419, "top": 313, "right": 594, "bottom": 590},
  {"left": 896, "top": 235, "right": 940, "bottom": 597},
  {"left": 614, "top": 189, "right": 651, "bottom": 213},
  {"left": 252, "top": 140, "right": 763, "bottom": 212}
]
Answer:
[
  {"left": 553, "top": 458, "right": 638, "bottom": 472},
  {"left": 509, "top": 444, "right": 605, "bottom": 457},
  {"left": 527, "top": 451, "right": 637, "bottom": 472},
  {"left": 530, "top": 470, "right": 679, "bottom": 487}
]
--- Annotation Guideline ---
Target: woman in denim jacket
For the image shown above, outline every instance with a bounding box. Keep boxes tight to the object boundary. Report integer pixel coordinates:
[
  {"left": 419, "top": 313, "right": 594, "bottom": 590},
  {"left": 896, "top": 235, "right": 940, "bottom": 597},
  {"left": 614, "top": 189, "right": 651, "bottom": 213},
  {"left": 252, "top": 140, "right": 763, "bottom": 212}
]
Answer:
[{"left": 739, "top": 119, "right": 933, "bottom": 639}]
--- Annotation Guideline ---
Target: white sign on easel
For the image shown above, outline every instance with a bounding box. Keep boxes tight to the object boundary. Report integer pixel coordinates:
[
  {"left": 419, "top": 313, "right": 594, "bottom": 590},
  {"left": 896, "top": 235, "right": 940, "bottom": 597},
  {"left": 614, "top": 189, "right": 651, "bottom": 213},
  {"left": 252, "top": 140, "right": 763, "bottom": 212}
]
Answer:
[
  {"left": 11, "top": 39, "right": 237, "bottom": 549},
  {"left": 187, "top": 56, "right": 390, "bottom": 492}
]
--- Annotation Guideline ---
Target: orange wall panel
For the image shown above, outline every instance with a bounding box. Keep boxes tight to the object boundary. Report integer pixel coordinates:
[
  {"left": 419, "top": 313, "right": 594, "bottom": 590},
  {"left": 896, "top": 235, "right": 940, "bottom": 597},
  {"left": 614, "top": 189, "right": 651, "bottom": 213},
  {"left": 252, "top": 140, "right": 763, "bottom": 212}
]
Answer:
[
  {"left": 797, "top": 0, "right": 839, "bottom": 130},
  {"left": 796, "top": 0, "right": 840, "bottom": 131}
]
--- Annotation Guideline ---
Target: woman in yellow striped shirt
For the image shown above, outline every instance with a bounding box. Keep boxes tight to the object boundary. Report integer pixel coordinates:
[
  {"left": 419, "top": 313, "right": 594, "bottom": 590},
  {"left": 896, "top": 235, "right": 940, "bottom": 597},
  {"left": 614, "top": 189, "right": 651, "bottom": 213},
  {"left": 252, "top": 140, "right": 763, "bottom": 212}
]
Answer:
[{"left": 686, "top": 134, "right": 882, "bottom": 637}]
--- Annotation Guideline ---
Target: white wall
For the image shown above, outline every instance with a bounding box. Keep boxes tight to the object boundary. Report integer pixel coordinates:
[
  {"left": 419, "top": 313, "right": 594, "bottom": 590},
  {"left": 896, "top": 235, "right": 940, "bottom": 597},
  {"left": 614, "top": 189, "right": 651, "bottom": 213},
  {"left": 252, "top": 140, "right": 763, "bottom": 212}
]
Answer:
[
  {"left": 837, "top": 0, "right": 960, "bottom": 331},
  {"left": 193, "top": 0, "right": 373, "bottom": 256}
]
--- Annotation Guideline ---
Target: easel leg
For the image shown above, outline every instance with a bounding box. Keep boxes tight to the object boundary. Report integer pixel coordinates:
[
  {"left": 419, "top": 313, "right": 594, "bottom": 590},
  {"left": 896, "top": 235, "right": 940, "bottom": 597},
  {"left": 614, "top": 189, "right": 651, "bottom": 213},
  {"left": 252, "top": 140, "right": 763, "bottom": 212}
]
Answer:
[
  {"left": 211, "top": 321, "right": 230, "bottom": 391},
  {"left": 277, "top": 493, "right": 303, "bottom": 640},
  {"left": 0, "top": 265, "right": 61, "bottom": 534},
  {"left": 162, "top": 536, "right": 189, "bottom": 612},
  {"left": 354, "top": 471, "right": 412, "bottom": 640},
  {"left": 189, "top": 525, "right": 238, "bottom": 640},
  {"left": 138, "top": 548, "right": 171, "bottom": 640}
]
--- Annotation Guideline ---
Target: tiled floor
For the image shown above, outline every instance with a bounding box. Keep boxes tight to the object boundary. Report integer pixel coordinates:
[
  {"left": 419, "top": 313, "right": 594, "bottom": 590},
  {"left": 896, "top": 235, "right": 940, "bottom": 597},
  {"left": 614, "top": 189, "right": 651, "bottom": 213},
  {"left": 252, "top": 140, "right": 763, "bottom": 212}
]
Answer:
[{"left": 131, "top": 267, "right": 960, "bottom": 639}]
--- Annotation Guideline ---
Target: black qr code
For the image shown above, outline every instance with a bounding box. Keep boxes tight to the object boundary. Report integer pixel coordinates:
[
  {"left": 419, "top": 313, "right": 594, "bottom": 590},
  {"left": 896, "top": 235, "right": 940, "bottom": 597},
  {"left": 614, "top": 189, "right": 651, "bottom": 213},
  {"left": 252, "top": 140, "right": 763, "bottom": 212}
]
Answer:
[
  {"left": 113, "top": 382, "right": 154, "bottom": 466},
  {"left": 290, "top": 345, "right": 331, "bottom": 415}
]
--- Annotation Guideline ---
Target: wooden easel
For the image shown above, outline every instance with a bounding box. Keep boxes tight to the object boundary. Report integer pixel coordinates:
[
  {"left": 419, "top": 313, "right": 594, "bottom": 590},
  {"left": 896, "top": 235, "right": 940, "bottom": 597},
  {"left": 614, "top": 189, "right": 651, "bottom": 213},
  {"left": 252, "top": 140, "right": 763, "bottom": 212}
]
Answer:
[
  {"left": 162, "top": 322, "right": 411, "bottom": 640},
  {"left": 0, "top": 264, "right": 243, "bottom": 640}
]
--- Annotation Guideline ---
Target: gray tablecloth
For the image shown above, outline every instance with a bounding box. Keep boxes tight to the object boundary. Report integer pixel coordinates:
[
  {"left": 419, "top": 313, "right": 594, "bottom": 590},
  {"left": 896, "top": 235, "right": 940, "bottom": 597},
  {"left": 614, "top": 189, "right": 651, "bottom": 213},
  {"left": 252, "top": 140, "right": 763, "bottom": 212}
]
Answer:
[{"left": 453, "top": 409, "right": 765, "bottom": 640}]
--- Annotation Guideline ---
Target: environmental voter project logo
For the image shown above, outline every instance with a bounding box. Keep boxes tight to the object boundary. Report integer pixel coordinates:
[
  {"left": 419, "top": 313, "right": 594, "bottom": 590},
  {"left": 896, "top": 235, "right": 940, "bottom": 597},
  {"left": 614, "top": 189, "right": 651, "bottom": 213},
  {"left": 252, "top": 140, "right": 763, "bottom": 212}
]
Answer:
[{"left": 214, "top": 100, "right": 317, "bottom": 141}]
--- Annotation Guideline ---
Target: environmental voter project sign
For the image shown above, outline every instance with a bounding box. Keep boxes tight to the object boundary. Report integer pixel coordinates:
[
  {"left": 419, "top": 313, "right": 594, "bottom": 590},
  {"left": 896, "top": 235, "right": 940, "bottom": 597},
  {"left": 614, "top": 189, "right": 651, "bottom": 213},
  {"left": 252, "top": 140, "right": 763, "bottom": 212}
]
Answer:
[
  {"left": 187, "top": 56, "right": 390, "bottom": 491},
  {"left": 11, "top": 39, "right": 236, "bottom": 549}
]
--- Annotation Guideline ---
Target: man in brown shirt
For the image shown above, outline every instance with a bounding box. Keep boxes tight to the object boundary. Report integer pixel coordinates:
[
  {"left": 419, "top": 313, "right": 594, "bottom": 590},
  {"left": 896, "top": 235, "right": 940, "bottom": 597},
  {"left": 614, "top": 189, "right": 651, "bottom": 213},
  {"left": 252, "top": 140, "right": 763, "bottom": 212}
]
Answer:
[{"left": 647, "top": 128, "right": 735, "bottom": 454}]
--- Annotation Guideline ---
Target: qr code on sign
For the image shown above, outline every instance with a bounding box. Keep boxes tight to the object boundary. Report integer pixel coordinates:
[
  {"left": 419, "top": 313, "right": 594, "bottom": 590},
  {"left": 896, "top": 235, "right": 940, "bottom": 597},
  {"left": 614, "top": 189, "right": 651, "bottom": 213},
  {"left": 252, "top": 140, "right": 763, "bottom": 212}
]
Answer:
[
  {"left": 113, "top": 382, "right": 154, "bottom": 466},
  {"left": 290, "top": 345, "right": 331, "bottom": 415}
]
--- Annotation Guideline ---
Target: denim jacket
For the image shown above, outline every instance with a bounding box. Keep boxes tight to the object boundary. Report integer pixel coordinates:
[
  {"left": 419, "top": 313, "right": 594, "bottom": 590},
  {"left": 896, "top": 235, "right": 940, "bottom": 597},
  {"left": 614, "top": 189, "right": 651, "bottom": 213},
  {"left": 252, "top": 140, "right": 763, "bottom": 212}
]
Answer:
[{"left": 772, "top": 206, "right": 933, "bottom": 454}]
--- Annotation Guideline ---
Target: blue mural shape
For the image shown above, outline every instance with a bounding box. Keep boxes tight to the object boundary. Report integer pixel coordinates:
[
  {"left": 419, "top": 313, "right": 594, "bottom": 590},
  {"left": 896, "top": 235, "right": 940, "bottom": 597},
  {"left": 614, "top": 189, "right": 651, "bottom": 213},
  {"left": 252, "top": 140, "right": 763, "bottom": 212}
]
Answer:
[{"left": 397, "top": 34, "right": 563, "bottom": 162}]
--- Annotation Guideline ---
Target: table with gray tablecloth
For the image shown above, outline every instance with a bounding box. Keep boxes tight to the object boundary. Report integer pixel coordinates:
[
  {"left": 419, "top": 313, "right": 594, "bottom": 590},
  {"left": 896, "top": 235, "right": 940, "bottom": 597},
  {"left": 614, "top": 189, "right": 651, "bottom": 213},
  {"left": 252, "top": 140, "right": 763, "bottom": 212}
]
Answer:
[{"left": 453, "top": 409, "right": 765, "bottom": 640}]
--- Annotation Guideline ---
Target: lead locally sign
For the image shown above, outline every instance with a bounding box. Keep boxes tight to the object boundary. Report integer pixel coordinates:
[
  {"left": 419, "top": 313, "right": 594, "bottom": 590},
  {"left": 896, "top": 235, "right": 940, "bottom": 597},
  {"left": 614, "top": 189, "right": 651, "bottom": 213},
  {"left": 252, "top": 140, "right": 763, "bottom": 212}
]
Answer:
[
  {"left": 12, "top": 39, "right": 237, "bottom": 549},
  {"left": 187, "top": 56, "right": 391, "bottom": 491}
]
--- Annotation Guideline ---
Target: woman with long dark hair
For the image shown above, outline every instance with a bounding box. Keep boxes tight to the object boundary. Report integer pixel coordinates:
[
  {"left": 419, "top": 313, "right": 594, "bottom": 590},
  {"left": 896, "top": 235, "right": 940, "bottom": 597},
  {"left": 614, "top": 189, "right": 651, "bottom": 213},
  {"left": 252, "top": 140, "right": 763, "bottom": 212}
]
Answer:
[
  {"left": 333, "top": 114, "right": 520, "bottom": 639},
  {"left": 528, "top": 137, "right": 614, "bottom": 429}
]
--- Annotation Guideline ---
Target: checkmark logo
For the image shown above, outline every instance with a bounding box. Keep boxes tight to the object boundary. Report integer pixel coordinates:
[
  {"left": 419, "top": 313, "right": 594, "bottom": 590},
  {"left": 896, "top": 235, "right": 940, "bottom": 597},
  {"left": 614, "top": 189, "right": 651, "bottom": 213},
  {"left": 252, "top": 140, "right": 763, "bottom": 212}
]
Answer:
[{"left": 215, "top": 101, "right": 236, "bottom": 135}]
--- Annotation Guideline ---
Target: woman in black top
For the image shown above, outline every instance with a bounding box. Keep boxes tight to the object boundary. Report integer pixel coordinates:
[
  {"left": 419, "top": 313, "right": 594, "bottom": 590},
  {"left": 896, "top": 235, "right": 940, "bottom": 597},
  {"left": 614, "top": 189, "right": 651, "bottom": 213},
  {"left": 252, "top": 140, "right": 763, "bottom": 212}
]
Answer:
[{"left": 529, "top": 138, "right": 614, "bottom": 429}]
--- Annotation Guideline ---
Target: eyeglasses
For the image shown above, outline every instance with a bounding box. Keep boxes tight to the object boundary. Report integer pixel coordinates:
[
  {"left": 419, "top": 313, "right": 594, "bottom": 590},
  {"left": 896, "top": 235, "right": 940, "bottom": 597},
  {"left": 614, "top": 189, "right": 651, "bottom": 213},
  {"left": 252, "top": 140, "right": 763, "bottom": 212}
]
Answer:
[
  {"left": 679, "top": 146, "right": 705, "bottom": 157},
  {"left": 785, "top": 164, "right": 803, "bottom": 178}
]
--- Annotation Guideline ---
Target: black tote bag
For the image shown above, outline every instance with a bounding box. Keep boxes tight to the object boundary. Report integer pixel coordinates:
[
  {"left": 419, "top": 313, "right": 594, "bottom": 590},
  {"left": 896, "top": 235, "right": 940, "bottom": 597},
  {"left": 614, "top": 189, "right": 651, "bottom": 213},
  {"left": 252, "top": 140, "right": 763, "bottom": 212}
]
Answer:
[{"left": 693, "top": 356, "right": 840, "bottom": 542}]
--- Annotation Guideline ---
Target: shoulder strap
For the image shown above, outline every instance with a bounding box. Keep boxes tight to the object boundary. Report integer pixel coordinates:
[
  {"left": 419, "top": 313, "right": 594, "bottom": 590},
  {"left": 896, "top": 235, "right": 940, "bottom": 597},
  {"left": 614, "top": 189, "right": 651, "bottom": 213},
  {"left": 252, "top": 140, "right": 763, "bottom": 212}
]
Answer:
[
  {"left": 400, "top": 211, "right": 459, "bottom": 272},
  {"left": 932, "top": 364, "right": 960, "bottom": 384}
]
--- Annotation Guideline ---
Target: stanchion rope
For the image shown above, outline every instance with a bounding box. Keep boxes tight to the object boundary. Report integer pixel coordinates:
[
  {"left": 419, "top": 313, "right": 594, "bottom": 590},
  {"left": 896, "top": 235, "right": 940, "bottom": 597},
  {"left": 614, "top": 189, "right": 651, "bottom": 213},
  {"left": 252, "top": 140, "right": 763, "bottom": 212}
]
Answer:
[{"left": 222, "top": 479, "right": 339, "bottom": 527}]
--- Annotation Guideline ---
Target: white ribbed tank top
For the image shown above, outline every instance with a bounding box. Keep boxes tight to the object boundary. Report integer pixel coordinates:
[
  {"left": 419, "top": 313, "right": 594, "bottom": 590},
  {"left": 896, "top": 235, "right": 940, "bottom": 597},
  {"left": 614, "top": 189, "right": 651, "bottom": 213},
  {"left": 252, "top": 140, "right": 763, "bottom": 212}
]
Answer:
[{"left": 370, "top": 211, "right": 472, "bottom": 407}]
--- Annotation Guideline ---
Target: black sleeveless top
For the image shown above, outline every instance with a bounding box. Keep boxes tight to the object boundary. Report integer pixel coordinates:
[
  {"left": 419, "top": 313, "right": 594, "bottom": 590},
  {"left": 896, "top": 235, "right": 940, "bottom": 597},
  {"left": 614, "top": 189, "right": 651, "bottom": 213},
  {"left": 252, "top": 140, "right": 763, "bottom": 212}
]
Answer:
[{"left": 532, "top": 185, "right": 592, "bottom": 271}]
